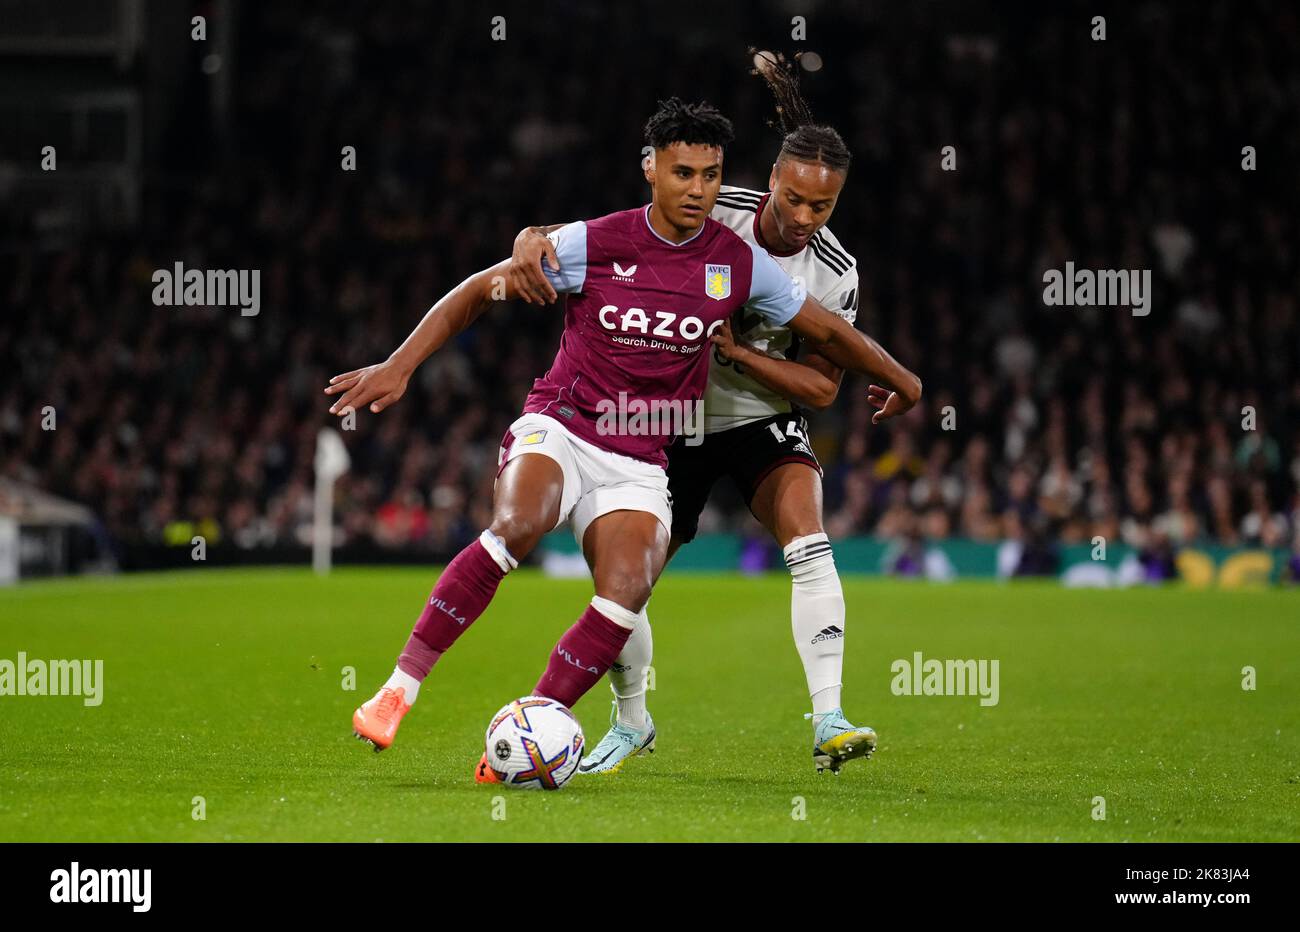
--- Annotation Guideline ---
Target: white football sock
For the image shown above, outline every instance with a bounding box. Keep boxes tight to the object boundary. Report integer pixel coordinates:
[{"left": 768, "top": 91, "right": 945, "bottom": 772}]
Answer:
[
  {"left": 383, "top": 666, "right": 422, "bottom": 704},
  {"left": 784, "top": 533, "right": 845, "bottom": 717},
  {"left": 609, "top": 607, "right": 651, "bottom": 730}
]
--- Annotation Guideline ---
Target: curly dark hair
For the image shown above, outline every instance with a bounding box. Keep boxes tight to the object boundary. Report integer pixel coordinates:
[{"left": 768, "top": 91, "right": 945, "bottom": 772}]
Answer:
[{"left": 643, "top": 97, "right": 735, "bottom": 150}]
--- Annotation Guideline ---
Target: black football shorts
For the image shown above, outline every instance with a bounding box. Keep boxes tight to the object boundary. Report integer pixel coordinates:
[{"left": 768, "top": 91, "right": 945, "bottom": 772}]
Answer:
[{"left": 666, "top": 413, "right": 822, "bottom": 543}]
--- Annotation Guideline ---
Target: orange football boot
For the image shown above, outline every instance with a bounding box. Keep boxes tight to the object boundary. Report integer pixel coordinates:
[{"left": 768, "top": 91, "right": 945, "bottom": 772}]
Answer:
[
  {"left": 475, "top": 753, "right": 501, "bottom": 784},
  {"left": 352, "top": 686, "right": 411, "bottom": 751}
]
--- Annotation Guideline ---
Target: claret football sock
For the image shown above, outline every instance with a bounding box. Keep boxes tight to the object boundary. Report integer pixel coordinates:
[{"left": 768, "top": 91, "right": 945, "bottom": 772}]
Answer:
[
  {"left": 396, "top": 530, "right": 518, "bottom": 690},
  {"left": 534, "top": 597, "right": 638, "bottom": 707},
  {"left": 784, "top": 533, "right": 845, "bottom": 716}
]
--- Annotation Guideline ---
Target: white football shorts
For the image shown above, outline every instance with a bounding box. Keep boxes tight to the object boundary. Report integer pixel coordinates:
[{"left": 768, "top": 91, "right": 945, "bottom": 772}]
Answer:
[{"left": 496, "top": 412, "right": 672, "bottom": 548}]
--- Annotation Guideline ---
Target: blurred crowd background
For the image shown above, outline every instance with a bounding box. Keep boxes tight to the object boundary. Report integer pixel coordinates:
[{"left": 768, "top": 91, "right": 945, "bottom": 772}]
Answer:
[{"left": 2, "top": 0, "right": 1298, "bottom": 570}]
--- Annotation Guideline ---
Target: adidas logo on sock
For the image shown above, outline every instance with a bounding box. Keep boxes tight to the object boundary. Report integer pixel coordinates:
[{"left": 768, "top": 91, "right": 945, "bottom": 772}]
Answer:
[{"left": 811, "top": 625, "right": 844, "bottom": 644}]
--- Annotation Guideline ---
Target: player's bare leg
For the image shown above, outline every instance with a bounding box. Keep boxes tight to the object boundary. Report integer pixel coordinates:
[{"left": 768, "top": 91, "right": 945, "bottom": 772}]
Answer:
[
  {"left": 748, "top": 461, "right": 824, "bottom": 546},
  {"left": 582, "top": 509, "right": 670, "bottom": 612},
  {"left": 355, "top": 453, "right": 563, "bottom": 751}
]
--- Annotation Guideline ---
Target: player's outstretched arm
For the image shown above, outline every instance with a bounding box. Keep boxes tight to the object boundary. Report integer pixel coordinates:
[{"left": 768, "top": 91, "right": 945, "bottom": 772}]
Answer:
[
  {"left": 784, "top": 298, "right": 922, "bottom": 423},
  {"left": 508, "top": 224, "right": 568, "bottom": 305},
  {"left": 324, "top": 259, "right": 518, "bottom": 417},
  {"left": 710, "top": 320, "right": 842, "bottom": 410}
]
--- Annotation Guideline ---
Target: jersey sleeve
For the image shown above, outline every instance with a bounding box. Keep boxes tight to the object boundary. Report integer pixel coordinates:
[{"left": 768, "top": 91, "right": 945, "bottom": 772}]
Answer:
[
  {"left": 542, "top": 221, "right": 588, "bottom": 293},
  {"left": 820, "top": 266, "right": 860, "bottom": 325},
  {"left": 743, "top": 241, "right": 804, "bottom": 326}
]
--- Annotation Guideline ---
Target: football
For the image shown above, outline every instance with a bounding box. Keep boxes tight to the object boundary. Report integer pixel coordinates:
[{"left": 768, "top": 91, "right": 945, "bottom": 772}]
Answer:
[{"left": 484, "top": 696, "right": 585, "bottom": 790}]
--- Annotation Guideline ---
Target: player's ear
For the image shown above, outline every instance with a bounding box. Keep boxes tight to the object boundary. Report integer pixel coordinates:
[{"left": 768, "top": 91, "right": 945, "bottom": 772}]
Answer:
[
  {"left": 643, "top": 147, "right": 656, "bottom": 185},
  {"left": 768, "top": 162, "right": 778, "bottom": 191}
]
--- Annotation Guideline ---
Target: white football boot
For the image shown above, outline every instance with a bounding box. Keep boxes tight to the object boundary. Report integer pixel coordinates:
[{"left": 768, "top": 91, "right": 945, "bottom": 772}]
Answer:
[{"left": 577, "top": 702, "right": 656, "bottom": 775}]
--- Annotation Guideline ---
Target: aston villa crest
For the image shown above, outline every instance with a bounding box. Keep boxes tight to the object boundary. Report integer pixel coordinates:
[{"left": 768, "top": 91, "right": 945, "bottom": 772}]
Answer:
[{"left": 705, "top": 263, "right": 731, "bottom": 300}]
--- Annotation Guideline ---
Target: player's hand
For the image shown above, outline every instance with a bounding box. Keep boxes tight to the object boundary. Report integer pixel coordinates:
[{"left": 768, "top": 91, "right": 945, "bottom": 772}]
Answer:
[
  {"left": 324, "top": 360, "right": 411, "bottom": 416},
  {"left": 508, "top": 226, "right": 560, "bottom": 305},
  {"left": 867, "top": 383, "right": 912, "bottom": 424},
  {"left": 709, "top": 319, "right": 746, "bottom": 362}
]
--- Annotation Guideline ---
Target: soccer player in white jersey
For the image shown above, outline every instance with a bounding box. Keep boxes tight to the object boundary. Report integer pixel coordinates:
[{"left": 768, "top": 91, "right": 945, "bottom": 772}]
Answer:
[{"left": 508, "top": 56, "right": 905, "bottom": 775}]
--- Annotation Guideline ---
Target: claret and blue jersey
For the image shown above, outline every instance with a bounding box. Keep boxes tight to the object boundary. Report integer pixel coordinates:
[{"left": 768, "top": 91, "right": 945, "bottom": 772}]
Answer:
[{"left": 522, "top": 204, "right": 804, "bottom": 466}]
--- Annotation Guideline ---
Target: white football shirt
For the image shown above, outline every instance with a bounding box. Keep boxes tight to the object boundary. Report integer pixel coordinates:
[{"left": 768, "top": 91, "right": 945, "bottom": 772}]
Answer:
[{"left": 703, "top": 185, "right": 859, "bottom": 433}]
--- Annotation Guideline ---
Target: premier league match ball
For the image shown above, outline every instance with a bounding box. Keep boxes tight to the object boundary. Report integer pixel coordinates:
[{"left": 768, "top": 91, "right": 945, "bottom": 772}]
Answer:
[{"left": 485, "top": 696, "right": 585, "bottom": 790}]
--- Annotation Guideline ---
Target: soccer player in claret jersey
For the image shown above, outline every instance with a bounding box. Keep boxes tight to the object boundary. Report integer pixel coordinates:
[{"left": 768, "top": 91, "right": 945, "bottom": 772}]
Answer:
[
  {"left": 508, "top": 56, "right": 898, "bottom": 775},
  {"left": 326, "top": 98, "right": 920, "bottom": 775}
]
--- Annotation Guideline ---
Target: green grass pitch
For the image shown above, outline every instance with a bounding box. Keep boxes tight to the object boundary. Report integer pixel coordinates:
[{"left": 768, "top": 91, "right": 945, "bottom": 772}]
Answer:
[{"left": 1, "top": 568, "right": 1296, "bottom": 842}]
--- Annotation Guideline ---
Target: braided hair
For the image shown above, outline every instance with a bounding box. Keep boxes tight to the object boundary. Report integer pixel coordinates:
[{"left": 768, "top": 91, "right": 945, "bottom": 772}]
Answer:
[{"left": 750, "top": 49, "right": 851, "bottom": 174}]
